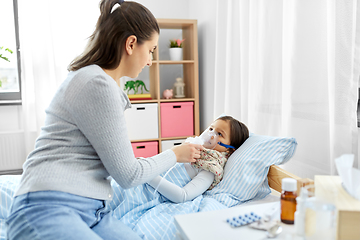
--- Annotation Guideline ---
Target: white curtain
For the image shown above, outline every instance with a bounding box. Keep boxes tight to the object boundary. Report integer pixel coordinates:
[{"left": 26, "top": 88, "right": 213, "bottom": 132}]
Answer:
[
  {"left": 212, "top": 0, "right": 360, "bottom": 179},
  {"left": 18, "top": 0, "right": 99, "bottom": 154},
  {"left": 17, "top": 0, "right": 360, "bottom": 179}
]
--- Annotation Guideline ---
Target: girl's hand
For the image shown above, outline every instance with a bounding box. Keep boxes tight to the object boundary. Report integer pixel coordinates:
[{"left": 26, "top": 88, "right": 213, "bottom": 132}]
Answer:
[{"left": 171, "top": 143, "right": 204, "bottom": 163}]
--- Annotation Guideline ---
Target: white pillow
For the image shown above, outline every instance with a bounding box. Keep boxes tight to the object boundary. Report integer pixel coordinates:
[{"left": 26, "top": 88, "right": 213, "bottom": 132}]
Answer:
[{"left": 204, "top": 133, "right": 297, "bottom": 207}]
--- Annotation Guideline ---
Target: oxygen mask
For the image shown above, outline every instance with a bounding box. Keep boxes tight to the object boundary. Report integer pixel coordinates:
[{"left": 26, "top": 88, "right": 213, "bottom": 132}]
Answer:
[
  {"left": 185, "top": 127, "right": 235, "bottom": 150},
  {"left": 198, "top": 127, "right": 220, "bottom": 149}
]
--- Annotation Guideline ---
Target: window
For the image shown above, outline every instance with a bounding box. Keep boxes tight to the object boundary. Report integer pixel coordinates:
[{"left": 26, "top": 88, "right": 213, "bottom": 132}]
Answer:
[{"left": 0, "top": 0, "right": 21, "bottom": 105}]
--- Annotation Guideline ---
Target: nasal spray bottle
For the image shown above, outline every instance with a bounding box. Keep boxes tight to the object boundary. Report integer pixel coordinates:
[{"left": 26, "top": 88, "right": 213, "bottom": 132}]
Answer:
[{"left": 294, "top": 187, "right": 308, "bottom": 236}]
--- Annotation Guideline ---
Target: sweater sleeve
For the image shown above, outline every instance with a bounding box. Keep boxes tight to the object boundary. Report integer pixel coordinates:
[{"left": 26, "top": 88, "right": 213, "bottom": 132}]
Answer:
[
  {"left": 147, "top": 170, "right": 215, "bottom": 203},
  {"left": 68, "top": 74, "right": 176, "bottom": 189}
]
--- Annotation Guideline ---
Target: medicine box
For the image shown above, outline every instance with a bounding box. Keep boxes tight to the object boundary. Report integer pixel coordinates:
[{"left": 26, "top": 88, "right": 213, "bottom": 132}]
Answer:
[
  {"left": 160, "top": 102, "right": 194, "bottom": 138},
  {"left": 124, "top": 103, "right": 158, "bottom": 140},
  {"left": 131, "top": 141, "right": 158, "bottom": 158},
  {"left": 161, "top": 139, "right": 186, "bottom": 152},
  {"left": 315, "top": 175, "right": 360, "bottom": 240}
]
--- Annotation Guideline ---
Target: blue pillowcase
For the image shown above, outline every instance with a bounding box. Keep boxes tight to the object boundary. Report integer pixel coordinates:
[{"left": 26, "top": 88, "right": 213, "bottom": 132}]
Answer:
[{"left": 204, "top": 133, "right": 297, "bottom": 207}]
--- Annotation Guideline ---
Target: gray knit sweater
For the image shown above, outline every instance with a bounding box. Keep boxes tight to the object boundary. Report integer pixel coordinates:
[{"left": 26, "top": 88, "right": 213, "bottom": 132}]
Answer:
[{"left": 15, "top": 65, "right": 176, "bottom": 200}]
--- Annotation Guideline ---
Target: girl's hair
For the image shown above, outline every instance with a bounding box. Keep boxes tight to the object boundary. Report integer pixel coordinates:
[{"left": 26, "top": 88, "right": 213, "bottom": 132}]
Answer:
[
  {"left": 217, "top": 116, "right": 249, "bottom": 155},
  {"left": 68, "top": 0, "right": 159, "bottom": 71}
]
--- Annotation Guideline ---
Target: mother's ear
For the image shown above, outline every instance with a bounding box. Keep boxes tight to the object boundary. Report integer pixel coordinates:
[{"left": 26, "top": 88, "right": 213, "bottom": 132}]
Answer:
[{"left": 125, "top": 35, "right": 137, "bottom": 55}]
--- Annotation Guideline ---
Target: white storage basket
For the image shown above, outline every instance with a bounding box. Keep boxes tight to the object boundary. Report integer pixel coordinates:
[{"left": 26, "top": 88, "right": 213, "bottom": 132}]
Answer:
[{"left": 124, "top": 103, "right": 158, "bottom": 140}]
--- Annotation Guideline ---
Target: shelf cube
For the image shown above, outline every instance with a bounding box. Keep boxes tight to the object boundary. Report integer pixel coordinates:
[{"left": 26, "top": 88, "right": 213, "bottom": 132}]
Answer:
[
  {"left": 160, "top": 102, "right": 194, "bottom": 138},
  {"left": 131, "top": 141, "right": 158, "bottom": 158},
  {"left": 124, "top": 103, "right": 158, "bottom": 140}
]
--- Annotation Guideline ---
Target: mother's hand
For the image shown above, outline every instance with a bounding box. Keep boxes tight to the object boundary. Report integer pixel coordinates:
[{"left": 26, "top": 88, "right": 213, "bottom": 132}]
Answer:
[{"left": 171, "top": 143, "right": 203, "bottom": 163}]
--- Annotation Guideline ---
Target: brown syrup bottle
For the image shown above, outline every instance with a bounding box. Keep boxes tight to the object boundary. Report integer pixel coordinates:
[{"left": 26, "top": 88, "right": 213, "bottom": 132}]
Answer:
[{"left": 280, "top": 178, "right": 297, "bottom": 224}]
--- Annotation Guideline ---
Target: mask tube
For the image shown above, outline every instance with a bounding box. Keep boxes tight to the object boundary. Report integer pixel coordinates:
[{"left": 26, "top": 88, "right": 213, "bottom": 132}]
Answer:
[{"left": 218, "top": 141, "right": 235, "bottom": 149}]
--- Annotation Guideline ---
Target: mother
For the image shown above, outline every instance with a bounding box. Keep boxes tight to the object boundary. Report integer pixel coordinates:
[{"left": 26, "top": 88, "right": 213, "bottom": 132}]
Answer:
[{"left": 6, "top": 1, "right": 202, "bottom": 239}]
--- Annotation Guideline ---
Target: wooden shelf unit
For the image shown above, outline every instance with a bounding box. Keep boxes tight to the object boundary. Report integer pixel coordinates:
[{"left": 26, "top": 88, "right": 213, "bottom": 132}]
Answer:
[{"left": 125, "top": 19, "right": 199, "bottom": 152}]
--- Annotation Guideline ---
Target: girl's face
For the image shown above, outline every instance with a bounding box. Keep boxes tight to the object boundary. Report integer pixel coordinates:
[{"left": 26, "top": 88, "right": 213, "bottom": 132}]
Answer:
[
  {"left": 124, "top": 32, "right": 159, "bottom": 78},
  {"left": 209, "top": 119, "right": 231, "bottom": 152}
]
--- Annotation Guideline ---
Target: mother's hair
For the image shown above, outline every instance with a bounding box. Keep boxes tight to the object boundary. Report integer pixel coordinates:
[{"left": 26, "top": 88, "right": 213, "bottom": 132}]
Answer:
[{"left": 68, "top": 0, "right": 159, "bottom": 71}]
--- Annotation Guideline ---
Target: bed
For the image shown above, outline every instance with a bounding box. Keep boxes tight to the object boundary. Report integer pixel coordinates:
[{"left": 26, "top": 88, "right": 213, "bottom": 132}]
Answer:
[{"left": 0, "top": 133, "right": 312, "bottom": 240}]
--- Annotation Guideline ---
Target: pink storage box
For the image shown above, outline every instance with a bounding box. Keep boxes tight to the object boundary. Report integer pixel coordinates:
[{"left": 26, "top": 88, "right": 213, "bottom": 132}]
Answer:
[
  {"left": 131, "top": 141, "right": 158, "bottom": 158},
  {"left": 160, "top": 102, "right": 194, "bottom": 138}
]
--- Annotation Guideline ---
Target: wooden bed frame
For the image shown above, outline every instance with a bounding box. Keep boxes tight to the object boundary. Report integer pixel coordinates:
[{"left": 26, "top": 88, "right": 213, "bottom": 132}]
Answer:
[{"left": 267, "top": 165, "right": 313, "bottom": 195}]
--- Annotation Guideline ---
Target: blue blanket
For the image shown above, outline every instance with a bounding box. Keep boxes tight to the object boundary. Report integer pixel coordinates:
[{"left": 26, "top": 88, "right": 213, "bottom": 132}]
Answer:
[
  {"left": 0, "top": 164, "right": 250, "bottom": 240},
  {"left": 109, "top": 163, "right": 228, "bottom": 240}
]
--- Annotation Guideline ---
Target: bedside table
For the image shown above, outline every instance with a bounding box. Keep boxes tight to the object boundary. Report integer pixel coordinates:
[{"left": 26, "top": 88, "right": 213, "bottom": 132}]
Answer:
[{"left": 175, "top": 201, "right": 301, "bottom": 240}]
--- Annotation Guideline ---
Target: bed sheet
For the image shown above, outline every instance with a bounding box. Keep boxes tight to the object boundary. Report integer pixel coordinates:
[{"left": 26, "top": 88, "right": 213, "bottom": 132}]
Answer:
[
  {"left": 0, "top": 163, "right": 270, "bottom": 240},
  {"left": 0, "top": 175, "right": 21, "bottom": 240}
]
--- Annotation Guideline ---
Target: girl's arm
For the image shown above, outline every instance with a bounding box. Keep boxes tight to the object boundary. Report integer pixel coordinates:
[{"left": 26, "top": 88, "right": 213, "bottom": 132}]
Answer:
[{"left": 147, "top": 170, "right": 215, "bottom": 203}]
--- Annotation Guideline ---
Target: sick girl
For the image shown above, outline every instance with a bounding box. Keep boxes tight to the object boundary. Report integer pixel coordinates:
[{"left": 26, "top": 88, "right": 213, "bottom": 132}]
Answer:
[{"left": 147, "top": 116, "right": 249, "bottom": 203}]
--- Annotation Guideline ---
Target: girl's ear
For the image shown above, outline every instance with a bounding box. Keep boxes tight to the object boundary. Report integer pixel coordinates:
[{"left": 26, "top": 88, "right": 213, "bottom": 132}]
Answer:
[{"left": 125, "top": 35, "right": 137, "bottom": 55}]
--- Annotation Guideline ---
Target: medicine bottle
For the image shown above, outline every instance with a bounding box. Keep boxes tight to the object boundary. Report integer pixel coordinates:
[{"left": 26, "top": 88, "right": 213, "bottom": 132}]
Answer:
[{"left": 280, "top": 178, "right": 297, "bottom": 224}]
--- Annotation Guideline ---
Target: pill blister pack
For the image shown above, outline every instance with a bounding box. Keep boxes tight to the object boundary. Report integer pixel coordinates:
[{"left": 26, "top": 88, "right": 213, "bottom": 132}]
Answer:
[{"left": 226, "top": 212, "right": 261, "bottom": 227}]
